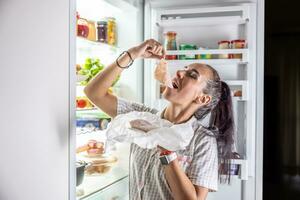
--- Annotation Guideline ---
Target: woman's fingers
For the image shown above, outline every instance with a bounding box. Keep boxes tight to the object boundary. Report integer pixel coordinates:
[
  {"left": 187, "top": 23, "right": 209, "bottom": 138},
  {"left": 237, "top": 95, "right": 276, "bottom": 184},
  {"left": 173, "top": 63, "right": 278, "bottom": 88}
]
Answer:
[
  {"left": 144, "top": 39, "right": 164, "bottom": 59},
  {"left": 132, "top": 39, "right": 165, "bottom": 59}
]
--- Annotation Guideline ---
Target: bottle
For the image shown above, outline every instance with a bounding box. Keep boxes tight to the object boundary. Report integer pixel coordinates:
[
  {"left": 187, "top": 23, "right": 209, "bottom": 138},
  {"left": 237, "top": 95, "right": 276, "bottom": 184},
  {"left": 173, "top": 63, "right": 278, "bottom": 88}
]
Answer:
[
  {"left": 107, "top": 17, "right": 116, "bottom": 45},
  {"left": 97, "top": 20, "right": 107, "bottom": 43},
  {"left": 87, "top": 20, "right": 96, "bottom": 41},
  {"left": 164, "top": 31, "right": 177, "bottom": 60}
]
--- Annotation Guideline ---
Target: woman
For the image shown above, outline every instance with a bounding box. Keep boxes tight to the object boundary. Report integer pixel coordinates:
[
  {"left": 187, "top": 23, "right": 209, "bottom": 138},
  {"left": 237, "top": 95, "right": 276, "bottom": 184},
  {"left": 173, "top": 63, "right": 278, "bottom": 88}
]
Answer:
[{"left": 84, "top": 39, "right": 235, "bottom": 200}]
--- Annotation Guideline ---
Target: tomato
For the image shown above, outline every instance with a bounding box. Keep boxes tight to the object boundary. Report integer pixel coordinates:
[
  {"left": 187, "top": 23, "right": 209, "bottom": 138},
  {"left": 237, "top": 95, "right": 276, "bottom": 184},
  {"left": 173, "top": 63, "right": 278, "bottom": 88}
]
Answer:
[{"left": 77, "top": 99, "right": 87, "bottom": 108}]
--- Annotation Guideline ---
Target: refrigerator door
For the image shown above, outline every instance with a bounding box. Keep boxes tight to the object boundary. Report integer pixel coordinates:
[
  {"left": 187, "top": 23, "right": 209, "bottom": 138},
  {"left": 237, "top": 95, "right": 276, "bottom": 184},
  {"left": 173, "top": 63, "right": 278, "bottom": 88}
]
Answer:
[
  {"left": 0, "top": 0, "right": 74, "bottom": 200},
  {"left": 144, "top": 1, "right": 262, "bottom": 200}
]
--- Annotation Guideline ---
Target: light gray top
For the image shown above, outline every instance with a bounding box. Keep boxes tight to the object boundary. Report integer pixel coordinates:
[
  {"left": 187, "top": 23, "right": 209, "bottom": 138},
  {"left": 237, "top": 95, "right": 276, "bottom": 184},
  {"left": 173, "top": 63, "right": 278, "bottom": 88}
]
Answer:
[{"left": 117, "top": 97, "right": 218, "bottom": 200}]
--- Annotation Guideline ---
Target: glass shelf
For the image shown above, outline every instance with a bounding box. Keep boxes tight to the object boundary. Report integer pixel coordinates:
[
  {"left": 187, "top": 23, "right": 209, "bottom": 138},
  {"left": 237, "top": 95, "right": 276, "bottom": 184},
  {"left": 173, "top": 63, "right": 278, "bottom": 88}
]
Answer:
[
  {"left": 76, "top": 131, "right": 130, "bottom": 199},
  {"left": 77, "top": 37, "right": 119, "bottom": 53}
]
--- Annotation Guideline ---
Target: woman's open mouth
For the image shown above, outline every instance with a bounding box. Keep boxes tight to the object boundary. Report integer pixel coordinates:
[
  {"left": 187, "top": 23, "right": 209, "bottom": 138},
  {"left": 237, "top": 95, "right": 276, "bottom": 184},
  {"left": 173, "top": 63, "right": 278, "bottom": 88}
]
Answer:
[{"left": 172, "top": 81, "right": 179, "bottom": 89}]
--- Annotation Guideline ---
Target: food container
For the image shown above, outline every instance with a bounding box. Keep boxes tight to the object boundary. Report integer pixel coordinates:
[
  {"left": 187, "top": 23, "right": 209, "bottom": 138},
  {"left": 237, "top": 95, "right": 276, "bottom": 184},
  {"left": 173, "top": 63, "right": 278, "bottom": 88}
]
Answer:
[
  {"left": 107, "top": 17, "right": 116, "bottom": 45},
  {"left": 164, "top": 31, "right": 177, "bottom": 60},
  {"left": 76, "top": 161, "right": 90, "bottom": 186},
  {"left": 97, "top": 20, "right": 107, "bottom": 43},
  {"left": 196, "top": 47, "right": 212, "bottom": 59},
  {"left": 218, "top": 40, "right": 231, "bottom": 59},
  {"left": 77, "top": 15, "right": 89, "bottom": 38},
  {"left": 178, "top": 44, "right": 197, "bottom": 60},
  {"left": 87, "top": 20, "right": 96, "bottom": 41},
  {"left": 85, "top": 156, "right": 118, "bottom": 176},
  {"left": 231, "top": 39, "right": 246, "bottom": 59},
  {"left": 76, "top": 118, "right": 110, "bottom": 130}
]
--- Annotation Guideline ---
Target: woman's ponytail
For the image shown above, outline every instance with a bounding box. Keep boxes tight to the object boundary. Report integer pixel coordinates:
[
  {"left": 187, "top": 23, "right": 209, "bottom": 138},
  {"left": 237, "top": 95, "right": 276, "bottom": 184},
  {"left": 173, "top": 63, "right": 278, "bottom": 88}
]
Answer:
[
  {"left": 194, "top": 65, "right": 236, "bottom": 183},
  {"left": 211, "top": 81, "right": 235, "bottom": 182}
]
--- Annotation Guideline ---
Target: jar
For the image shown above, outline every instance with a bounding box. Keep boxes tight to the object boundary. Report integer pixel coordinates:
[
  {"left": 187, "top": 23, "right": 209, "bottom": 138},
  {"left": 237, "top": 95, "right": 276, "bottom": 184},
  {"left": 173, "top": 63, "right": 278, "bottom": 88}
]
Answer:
[
  {"left": 231, "top": 39, "right": 246, "bottom": 59},
  {"left": 179, "top": 44, "right": 197, "bottom": 60},
  {"left": 218, "top": 40, "right": 230, "bottom": 59},
  {"left": 164, "top": 31, "right": 177, "bottom": 60},
  {"left": 77, "top": 15, "right": 89, "bottom": 38},
  {"left": 107, "top": 17, "right": 116, "bottom": 45},
  {"left": 87, "top": 20, "right": 96, "bottom": 41},
  {"left": 97, "top": 21, "right": 107, "bottom": 43}
]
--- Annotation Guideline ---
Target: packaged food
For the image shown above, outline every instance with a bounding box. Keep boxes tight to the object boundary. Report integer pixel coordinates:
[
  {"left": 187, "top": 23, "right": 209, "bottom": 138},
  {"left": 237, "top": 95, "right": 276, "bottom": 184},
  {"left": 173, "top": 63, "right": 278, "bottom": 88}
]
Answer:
[
  {"left": 87, "top": 20, "right": 96, "bottom": 41},
  {"left": 97, "top": 20, "right": 107, "bottom": 43},
  {"left": 178, "top": 44, "right": 197, "bottom": 60},
  {"left": 231, "top": 39, "right": 246, "bottom": 48},
  {"left": 231, "top": 39, "right": 246, "bottom": 59},
  {"left": 233, "top": 90, "right": 242, "bottom": 97},
  {"left": 77, "top": 14, "right": 89, "bottom": 38},
  {"left": 107, "top": 17, "right": 116, "bottom": 45},
  {"left": 164, "top": 31, "right": 177, "bottom": 60},
  {"left": 218, "top": 40, "right": 230, "bottom": 59},
  {"left": 196, "top": 47, "right": 212, "bottom": 59},
  {"left": 85, "top": 156, "right": 118, "bottom": 175}
]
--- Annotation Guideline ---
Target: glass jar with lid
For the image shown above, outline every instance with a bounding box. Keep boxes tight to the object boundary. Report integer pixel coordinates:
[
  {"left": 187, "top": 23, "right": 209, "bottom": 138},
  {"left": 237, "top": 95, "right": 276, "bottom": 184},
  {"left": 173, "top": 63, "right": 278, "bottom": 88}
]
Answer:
[
  {"left": 107, "top": 17, "right": 116, "bottom": 45},
  {"left": 87, "top": 20, "right": 96, "bottom": 41},
  {"left": 164, "top": 31, "right": 177, "bottom": 60},
  {"left": 231, "top": 40, "right": 246, "bottom": 58},
  {"left": 77, "top": 13, "right": 89, "bottom": 38},
  {"left": 218, "top": 40, "right": 231, "bottom": 59},
  {"left": 97, "top": 20, "right": 107, "bottom": 43}
]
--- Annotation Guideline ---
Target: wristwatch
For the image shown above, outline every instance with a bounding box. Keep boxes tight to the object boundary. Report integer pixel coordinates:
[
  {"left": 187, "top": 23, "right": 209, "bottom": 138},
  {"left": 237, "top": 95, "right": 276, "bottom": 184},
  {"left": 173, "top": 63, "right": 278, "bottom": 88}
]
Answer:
[{"left": 159, "top": 151, "right": 177, "bottom": 165}]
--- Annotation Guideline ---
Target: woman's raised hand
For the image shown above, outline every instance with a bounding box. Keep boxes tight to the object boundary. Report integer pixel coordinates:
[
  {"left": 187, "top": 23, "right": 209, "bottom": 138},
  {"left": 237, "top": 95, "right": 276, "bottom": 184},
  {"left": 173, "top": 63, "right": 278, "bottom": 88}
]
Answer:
[{"left": 128, "top": 39, "right": 165, "bottom": 60}]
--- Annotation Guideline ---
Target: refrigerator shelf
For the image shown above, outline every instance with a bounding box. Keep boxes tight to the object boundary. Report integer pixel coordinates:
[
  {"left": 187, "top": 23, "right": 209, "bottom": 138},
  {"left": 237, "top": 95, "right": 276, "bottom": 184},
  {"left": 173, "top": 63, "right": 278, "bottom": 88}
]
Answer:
[
  {"left": 224, "top": 80, "right": 248, "bottom": 100},
  {"left": 166, "top": 49, "right": 248, "bottom": 55},
  {"left": 76, "top": 108, "right": 98, "bottom": 111},
  {"left": 158, "top": 16, "right": 247, "bottom": 27},
  {"left": 230, "top": 159, "right": 248, "bottom": 180},
  {"left": 166, "top": 59, "right": 247, "bottom": 66},
  {"left": 76, "top": 37, "right": 119, "bottom": 53},
  {"left": 166, "top": 49, "right": 249, "bottom": 63}
]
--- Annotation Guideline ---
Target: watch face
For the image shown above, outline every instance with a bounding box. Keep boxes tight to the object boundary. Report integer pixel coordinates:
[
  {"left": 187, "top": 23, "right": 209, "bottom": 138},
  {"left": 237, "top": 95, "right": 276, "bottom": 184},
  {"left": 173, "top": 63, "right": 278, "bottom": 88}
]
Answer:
[{"left": 159, "top": 156, "right": 169, "bottom": 165}]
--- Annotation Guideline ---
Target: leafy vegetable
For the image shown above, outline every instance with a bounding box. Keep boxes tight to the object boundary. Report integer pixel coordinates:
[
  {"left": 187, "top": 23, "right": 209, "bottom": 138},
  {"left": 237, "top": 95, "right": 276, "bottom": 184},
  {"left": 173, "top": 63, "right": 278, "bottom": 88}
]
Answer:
[{"left": 78, "top": 57, "right": 119, "bottom": 87}]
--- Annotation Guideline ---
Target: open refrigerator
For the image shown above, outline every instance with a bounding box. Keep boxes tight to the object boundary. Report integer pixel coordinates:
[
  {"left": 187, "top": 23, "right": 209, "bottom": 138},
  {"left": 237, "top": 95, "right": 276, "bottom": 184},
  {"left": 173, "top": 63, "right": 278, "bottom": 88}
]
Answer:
[{"left": 74, "top": 0, "right": 260, "bottom": 200}]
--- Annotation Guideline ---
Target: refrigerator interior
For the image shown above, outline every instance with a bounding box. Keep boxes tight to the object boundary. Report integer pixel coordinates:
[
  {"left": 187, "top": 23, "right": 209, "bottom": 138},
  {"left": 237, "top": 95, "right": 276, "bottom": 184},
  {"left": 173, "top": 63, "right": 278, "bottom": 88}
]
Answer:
[
  {"left": 144, "top": 3, "right": 257, "bottom": 199},
  {"left": 75, "top": 0, "right": 142, "bottom": 199}
]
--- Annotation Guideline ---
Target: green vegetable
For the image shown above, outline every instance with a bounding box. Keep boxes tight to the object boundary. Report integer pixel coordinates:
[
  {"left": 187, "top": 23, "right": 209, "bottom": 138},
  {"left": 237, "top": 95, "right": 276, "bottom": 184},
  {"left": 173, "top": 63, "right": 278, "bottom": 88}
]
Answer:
[{"left": 78, "top": 57, "right": 120, "bottom": 87}]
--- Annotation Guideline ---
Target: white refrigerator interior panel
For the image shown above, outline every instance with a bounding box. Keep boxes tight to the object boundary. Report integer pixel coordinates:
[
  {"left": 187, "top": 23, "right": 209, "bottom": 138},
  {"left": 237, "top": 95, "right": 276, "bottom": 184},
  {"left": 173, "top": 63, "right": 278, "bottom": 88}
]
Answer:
[{"left": 0, "top": 0, "right": 72, "bottom": 200}]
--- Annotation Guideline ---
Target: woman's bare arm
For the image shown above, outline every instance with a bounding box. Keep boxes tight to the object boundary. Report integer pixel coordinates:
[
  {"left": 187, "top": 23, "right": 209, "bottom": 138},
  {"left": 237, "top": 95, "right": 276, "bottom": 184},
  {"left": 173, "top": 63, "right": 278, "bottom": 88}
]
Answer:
[
  {"left": 164, "top": 160, "right": 208, "bottom": 200},
  {"left": 84, "top": 39, "right": 165, "bottom": 118}
]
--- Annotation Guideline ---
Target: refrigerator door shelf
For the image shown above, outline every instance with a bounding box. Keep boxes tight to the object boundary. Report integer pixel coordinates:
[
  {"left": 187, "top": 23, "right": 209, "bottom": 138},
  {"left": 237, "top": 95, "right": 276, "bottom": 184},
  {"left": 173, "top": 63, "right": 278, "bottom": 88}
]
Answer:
[
  {"left": 156, "top": 5, "right": 250, "bottom": 26},
  {"left": 167, "top": 59, "right": 248, "bottom": 66},
  {"left": 230, "top": 159, "right": 248, "bottom": 180},
  {"left": 158, "top": 16, "right": 247, "bottom": 27}
]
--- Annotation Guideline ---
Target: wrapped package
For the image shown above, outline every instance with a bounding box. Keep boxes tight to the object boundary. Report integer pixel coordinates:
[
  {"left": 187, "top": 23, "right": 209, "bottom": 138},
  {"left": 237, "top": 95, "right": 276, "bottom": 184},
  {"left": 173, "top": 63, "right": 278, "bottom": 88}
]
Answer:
[{"left": 106, "top": 111, "right": 195, "bottom": 151}]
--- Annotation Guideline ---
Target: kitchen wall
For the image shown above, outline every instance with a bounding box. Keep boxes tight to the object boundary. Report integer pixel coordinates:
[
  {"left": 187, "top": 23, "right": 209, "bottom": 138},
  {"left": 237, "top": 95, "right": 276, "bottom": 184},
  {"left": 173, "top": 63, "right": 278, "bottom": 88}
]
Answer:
[{"left": 0, "top": 0, "right": 73, "bottom": 200}]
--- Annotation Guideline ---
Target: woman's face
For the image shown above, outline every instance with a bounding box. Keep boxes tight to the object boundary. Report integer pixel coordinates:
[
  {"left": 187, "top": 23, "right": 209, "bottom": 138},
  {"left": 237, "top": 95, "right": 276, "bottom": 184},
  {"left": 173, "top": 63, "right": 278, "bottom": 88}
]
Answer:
[{"left": 163, "top": 63, "right": 213, "bottom": 106}]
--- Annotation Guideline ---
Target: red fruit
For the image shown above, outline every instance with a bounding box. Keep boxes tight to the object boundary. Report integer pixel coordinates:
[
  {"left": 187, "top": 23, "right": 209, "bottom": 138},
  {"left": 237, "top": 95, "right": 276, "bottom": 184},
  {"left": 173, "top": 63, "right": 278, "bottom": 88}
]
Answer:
[{"left": 77, "top": 99, "right": 87, "bottom": 108}]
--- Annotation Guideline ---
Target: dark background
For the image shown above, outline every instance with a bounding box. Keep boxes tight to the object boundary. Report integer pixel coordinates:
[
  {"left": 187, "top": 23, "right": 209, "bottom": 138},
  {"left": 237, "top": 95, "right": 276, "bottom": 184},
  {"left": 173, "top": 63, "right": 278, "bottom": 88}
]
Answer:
[{"left": 264, "top": 0, "right": 300, "bottom": 199}]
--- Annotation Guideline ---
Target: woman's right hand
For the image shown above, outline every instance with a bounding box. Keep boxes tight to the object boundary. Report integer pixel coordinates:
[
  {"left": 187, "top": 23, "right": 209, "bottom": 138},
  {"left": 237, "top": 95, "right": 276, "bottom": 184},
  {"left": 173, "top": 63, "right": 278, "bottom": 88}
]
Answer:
[{"left": 128, "top": 39, "right": 165, "bottom": 60}]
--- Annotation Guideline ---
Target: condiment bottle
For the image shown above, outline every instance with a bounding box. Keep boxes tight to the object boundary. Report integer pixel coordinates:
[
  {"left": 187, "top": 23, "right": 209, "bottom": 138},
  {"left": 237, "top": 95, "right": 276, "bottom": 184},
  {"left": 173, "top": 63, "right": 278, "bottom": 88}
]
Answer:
[
  {"left": 164, "top": 31, "right": 177, "bottom": 60},
  {"left": 87, "top": 20, "right": 96, "bottom": 41},
  {"left": 97, "top": 20, "right": 107, "bottom": 43},
  {"left": 231, "top": 40, "right": 246, "bottom": 59},
  {"left": 77, "top": 15, "right": 89, "bottom": 38},
  {"left": 107, "top": 17, "right": 116, "bottom": 45},
  {"left": 218, "top": 40, "right": 231, "bottom": 59}
]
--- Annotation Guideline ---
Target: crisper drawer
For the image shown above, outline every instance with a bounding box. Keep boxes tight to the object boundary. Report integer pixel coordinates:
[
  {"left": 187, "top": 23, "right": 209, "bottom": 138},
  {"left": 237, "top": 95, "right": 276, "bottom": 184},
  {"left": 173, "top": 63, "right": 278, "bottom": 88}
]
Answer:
[{"left": 83, "top": 176, "right": 129, "bottom": 200}]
